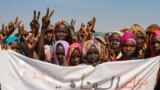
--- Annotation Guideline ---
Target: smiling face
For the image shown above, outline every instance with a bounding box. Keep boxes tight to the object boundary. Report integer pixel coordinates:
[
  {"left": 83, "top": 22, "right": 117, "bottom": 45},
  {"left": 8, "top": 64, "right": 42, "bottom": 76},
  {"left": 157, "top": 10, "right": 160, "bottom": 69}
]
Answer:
[
  {"left": 56, "top": 43, "right": 65, "bottom": 65},
  {"left": 86, "top": 45, "right": 100, "bottom": 64},
  {"left": 69, "top": 48, "right": 81, "bottom": 66},
  {"left": 55, "top": 24, "right": 69, "bottom": 41},
  {"left": 150, "top": 35, "right": 160, "bottom": 56}
]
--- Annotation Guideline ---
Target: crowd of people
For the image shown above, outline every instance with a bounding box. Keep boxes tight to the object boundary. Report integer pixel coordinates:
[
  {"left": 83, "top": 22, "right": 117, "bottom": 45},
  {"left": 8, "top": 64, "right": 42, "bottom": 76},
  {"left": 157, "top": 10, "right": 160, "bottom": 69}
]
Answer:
[{"left": 0, "top": 8, "right": 160, "bottom": 89}]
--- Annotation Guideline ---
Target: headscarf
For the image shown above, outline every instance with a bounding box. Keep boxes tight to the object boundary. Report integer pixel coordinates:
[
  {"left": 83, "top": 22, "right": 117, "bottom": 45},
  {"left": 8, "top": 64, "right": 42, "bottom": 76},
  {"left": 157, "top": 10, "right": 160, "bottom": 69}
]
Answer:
[
  {"left": 53, "top": 40, "right": 69, "bottom": 65},
  {"left": 83, "top": 39, "right": 101, "bottom": 57},
  {"left": 52, "top": 20, "right": 76, "bottom": 45},
  {"left": 150, "top": 30, "right": 160, "bottom": 57},
  {"left": 130, "top": 24, "right": 146, "bottom": 37},
  {"left": 130, "top": 24, "right": 147, "bottom": 58},
  {"left": 108, "top": 31, "right": 123, "bottom": 61},
  {"left": 5, "top": 36, "right": 20, "bottom": 45},
  {"left": 94, "top": 32, "right": 107, "bottom": 45},
  {"left": 108, "top": 31, "right": 123, "bottom": 41},
  {"left": 120, "top": 31, "right": 137, "bottom": 46},
  {"left": 67, "top": 43, "right": 82, "bottom": 66}
]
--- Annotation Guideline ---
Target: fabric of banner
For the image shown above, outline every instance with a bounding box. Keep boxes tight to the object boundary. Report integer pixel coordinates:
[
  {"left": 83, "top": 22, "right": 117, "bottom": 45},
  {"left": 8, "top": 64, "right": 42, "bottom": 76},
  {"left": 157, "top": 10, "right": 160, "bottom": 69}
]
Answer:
[{"left": 0, "top": 50, "right": 159, "bottom": 90}]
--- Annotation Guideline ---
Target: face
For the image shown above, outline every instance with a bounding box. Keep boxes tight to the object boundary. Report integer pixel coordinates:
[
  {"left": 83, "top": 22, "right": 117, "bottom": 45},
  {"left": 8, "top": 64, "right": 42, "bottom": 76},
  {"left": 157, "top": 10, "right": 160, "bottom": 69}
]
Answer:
[
  {"left": 55, "top": 25, "right": 69, "bottom": 41},
  {"left": 45, "top": 31, "right": 52, "bottom": 43},
  {"left": 10, "top": 41, "right": 21, "bottom": 53},
  {"left": 121, "top": 40, "right": 136, "bottom": 57},
  {"left": 136, "top": 31, "right": 145, "bottom": 48},
  {"left": 109, "top": 33, "right": 121, "bottom": 51},
  {"left": 86, "top": 45, "right": 100, "bottom": 64},
  {"left": 56, "top": 44, "right": 65, "bottom": 65},
  {"left": 150, "top": 35, "right": 160, "bottom": 55},
  {"left": 70, "top": 48, "right": 81, "bottom": 66}
]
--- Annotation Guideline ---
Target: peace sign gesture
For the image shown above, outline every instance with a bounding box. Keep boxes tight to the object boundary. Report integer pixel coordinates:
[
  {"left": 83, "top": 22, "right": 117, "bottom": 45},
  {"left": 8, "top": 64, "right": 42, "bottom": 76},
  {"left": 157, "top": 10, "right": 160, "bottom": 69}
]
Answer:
[
  {"left": 0, "top": 24, "right": 9, "bottom": 40},
  {"left": 86, "top": 16, "right": 96, "bottom": 32},
  {"left": 18, "top": 24, "right": 26, "bottom": 40},
  {"left": 30, "top": 10, "right": 40, "bottom": 37},
  {"left": 8, "top": 17, "right": 21, "bottom": 31},
  {"left": 70, "top": 19, "right": 76, "bottom": 31},
  {"left": 42, "top": 8, "right": 54, "bottom": 28}
]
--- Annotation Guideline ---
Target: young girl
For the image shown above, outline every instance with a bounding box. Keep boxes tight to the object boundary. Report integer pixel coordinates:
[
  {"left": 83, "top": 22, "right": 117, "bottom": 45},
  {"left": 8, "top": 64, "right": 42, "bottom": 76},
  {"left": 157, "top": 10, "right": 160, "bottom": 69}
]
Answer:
[
  {"left": 53, "top": 40, "right": 69, "bottom": 66},
  {"left": 52, "top": 20, "right": 76, "bottom": 45},
  {"left": 117, "top": 31, "right": 137, "bottom": 61},
  {"left": 83, "top": 39, "right": 102, "bottom": 66},
  {"left": 67, "top": 43, "right": 83, "bottom": 66}
]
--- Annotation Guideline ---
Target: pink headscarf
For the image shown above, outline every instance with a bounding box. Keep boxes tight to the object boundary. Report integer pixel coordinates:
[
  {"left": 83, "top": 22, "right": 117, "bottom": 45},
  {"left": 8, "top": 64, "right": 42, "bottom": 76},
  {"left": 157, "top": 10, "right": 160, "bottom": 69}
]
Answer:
[
  {"left": 150, "top": 30, "right": 160, "bottom": 57},
  {"left": 120, "top": 31, "right": 137, "bottom": 46},
  {"left": 67, "top": 43, "right": 82, "bottom": 66},
  {"left": 53, "top": 40, "right": 69, "bottom": 65}
]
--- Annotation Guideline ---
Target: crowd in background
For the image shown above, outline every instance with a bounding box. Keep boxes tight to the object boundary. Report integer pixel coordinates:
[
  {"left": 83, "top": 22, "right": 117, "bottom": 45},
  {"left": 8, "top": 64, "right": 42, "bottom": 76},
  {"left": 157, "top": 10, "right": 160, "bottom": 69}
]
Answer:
[{"left": 0, "top": 8, "right": 160, "bottom": 89}]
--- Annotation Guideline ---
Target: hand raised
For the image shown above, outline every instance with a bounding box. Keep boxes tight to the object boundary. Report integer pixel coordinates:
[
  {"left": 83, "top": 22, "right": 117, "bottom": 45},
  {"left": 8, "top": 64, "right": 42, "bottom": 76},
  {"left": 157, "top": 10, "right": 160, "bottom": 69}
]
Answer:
[
  {"left": 70, "top": 19, "right": 76, "bottom": 31},
  {"left": 30, "top": 10, "right": 40, "bottom": 37},
  {"left": 42, "top": 8, "right": 54, "bottom": 28},
  {"left": 8, "top": 17, "right": 21, "bottom": 31},
  {"left": 86, "top": 17, "right": 96, "bottom": 32},
  {"left": 0, "top": 24, "right": 9, "bottom": 40}
]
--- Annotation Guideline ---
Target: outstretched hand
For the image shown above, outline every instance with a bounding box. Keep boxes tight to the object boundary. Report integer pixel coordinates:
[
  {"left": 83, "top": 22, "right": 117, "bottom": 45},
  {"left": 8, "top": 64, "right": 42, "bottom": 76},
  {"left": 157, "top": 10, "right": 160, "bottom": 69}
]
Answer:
[
  {"left": 86, "top": 16, "right": 96, "bottom": 32},
  {"left": 42, "top": 8, "right": 54, "bottom": 28},
  {"left": 30, "top": 10, "right": 40, "bottom": 37},
  {"left": 8, "top": 17, "right": 21, "bottom": 31},
  {"left": 70, "top": 19, "right": 76, "bottom": 31}
]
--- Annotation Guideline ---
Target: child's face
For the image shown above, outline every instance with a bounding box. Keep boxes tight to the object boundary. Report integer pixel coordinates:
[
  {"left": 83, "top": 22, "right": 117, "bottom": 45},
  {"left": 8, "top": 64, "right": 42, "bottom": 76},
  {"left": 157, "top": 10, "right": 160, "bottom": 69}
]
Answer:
[
  {"left": 86, "top": 45, "right": 100, "bottom": 64},
  {"left": 55, "top": 25, "right": 69, "bottom": 41},
  {"left": 70, "top": 48, "right": 81, "bottom": 66},
  {"left": 121, "top": 40, "right": 136, "bottom": 57}
]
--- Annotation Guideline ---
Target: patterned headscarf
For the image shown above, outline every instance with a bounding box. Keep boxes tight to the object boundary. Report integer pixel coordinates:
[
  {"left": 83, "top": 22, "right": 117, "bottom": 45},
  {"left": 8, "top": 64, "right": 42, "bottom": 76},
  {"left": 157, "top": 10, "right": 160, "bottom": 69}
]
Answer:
[
  {"left": 52, "top": 20, "right": 76, "bottom": 45},
  {"left": 67, "top": 43, "right": 82, "bottom": 66},
  {"left": 150, "top": 30, "right": 160, "bottom": 57},
  {"left": 5, "top": 36, "right": 20, "bottom": 45},
  {"left": 53, "top": 40, "right": 69, "bottom": 65},
  {"left": 82, "top": 39, "right": 101, "bottom": 57},
  {"left": 120, "top": 31, "right": 137, "bottom": 46},
  {"left": 130, "top": 24, "right": 146, "bottom": 37},
  {"left": 108, "top": 31, "right": 123, "bottom": 41}
]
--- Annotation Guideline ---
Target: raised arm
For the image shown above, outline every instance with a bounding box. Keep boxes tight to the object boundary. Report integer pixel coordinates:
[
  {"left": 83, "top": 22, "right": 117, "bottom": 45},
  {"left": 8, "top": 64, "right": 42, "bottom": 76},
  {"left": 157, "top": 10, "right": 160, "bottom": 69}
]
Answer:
[{"left": 38, "top": 8, "right": 54, "bottom": 60}]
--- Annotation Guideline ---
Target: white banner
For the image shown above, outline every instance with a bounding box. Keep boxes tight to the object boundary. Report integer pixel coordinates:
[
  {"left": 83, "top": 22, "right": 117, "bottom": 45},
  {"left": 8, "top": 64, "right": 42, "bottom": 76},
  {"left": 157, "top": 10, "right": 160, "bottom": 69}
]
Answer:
[{"left": 0, "top": 50, "right": 159, "bottom": 90}]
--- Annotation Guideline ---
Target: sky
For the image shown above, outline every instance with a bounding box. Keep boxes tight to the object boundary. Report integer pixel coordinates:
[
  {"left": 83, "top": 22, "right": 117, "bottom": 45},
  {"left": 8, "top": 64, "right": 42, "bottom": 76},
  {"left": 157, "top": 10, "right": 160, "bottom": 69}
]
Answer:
[{"left": 0, "top": 0, "right": 160, "bottom": 33}]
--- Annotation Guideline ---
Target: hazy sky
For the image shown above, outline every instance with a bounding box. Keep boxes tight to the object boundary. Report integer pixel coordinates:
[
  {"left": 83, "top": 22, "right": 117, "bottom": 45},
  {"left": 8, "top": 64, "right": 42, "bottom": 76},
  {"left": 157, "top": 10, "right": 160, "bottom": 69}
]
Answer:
[{"left": 0, "top": 0, "right": 160, "bottom": 32}]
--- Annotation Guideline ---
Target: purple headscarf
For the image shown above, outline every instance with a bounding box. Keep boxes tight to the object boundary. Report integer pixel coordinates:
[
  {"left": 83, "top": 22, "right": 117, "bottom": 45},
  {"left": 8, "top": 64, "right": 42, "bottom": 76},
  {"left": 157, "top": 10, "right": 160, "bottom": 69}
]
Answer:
[{"left": 53, "top": 40, "right": 69, "bottom": 65}]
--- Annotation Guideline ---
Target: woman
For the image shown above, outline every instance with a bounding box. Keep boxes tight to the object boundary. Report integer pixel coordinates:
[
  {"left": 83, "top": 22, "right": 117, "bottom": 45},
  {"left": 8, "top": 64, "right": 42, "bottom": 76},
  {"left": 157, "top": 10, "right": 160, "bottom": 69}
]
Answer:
[
  {"left": 149, "top": 30, "right": 160, "bottom": 90},
  {"left": 52, "top": 20, "right": 76, "bottom": 45},
  {"left": 108, "top": 31, "right": 123, "bottom": 61},
  {"left": 150, "top": 30, "right": 160, "bottom": 57},
  {"left": 130, "top": 24, "right": 147, "bottom": 59},
  {"left": 53, "top": 40, "right": 69, "bottom": 66},
  {"left": 83, "top": 39, "right": 102, "bottom": 66},
  {"left": 67, "top": 43, "right": 83, "bottom": 66},
  {"left": 117, "top": 31, "right": 137, "bottom": 61}
]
